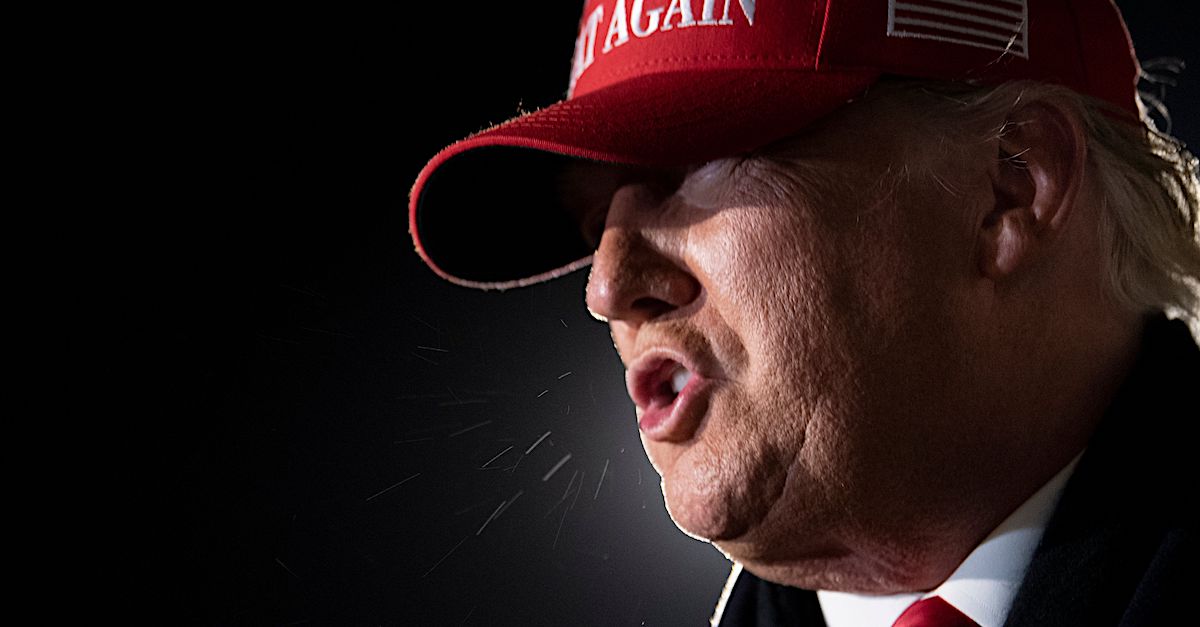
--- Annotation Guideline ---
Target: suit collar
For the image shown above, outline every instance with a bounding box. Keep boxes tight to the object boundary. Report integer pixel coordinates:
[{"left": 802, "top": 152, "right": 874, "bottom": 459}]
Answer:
[{"left": 1003, "top": 315, "right": 1200, "bottom": 626}]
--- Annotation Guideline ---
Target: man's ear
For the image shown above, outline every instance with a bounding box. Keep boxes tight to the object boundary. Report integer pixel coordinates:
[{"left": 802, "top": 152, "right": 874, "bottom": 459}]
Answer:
[{"left": 978, "top": 97, "right": 1088, "bottom": 280}]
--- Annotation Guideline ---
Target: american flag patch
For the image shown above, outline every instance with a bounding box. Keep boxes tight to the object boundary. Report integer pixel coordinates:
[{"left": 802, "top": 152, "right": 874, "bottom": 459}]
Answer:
[{"left": 887, "top": 0, "right": 1029, "bottom": 58}]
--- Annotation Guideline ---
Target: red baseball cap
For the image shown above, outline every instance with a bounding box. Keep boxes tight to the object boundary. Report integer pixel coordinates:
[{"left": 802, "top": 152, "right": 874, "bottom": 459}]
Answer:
[{"left": 410, "top": 0, "right": 1139, "bottom": 290}]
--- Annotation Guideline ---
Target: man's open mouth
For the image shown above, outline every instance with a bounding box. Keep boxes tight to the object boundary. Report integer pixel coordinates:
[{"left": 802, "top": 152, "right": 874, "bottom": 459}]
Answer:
[
  {"left": 627, "top": 352, "right": 711, "bottom": 441},
  {"left": 656, "top": 361, "right": 693, "bottom": 407},
  {"left": 631, "top": 356, "right": 690, "bottom": 409}
]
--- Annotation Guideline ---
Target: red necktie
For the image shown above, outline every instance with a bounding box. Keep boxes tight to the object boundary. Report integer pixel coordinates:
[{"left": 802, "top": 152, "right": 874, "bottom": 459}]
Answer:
[{"left": 891, "top": 596, "right": 980, "bottom": 627}]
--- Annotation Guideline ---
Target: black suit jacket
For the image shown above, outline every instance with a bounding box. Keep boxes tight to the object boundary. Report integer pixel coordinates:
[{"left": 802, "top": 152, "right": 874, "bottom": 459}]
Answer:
[{"left": 716, "top": 315, "right": 1198, "bottom": 626}]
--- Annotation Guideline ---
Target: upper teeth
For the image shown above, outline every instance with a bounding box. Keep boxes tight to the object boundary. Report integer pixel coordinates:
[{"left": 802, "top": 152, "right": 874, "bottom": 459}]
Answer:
[{"left": 670, "top": 366, "right": 692, "bottom": 395}]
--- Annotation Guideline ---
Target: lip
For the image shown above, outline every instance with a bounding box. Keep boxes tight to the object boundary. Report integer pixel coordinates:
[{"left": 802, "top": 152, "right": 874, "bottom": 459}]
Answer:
[{"left": 626, "top": 349, "right": 715, "bottom": 442}]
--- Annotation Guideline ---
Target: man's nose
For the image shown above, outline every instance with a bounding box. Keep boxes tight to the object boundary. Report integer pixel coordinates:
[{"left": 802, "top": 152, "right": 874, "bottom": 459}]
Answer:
[{"left": 584, "top": 182, "right": 701, "bottom": 326}]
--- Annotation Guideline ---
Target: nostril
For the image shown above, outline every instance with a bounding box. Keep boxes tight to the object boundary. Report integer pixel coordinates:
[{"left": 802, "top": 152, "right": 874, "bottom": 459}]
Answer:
[{"left": 631, "top": 296, "right": 675, "bottom": 320}]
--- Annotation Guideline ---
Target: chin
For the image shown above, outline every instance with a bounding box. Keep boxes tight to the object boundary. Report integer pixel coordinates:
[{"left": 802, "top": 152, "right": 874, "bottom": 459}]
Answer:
[
  {"left": 663, "top": 486, "right": 750, "bottom": 542},
  {"left": 643, "top": 389, "right": 794, "bottom": 544},
  {"left": 657, "top": 449, "right": 781, "bottom": 543}
]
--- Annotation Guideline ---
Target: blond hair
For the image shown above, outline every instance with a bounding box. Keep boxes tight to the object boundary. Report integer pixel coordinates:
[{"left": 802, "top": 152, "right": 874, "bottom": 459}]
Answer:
[{"left": 875, "top": 78, "right": 1200, "bottom": 332}]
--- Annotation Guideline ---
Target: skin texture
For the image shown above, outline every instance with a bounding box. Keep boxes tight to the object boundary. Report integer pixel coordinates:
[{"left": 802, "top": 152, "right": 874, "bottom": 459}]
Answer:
[{"left": 577, "top": 83, "right": 1144, "bottom": 593}]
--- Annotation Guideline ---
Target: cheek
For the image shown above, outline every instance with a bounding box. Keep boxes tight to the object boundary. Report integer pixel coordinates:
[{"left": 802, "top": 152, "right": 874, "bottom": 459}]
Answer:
[
  {"left": 707, "top": 209, "right": 852, "bottom": 397},
  {"left": 698, "top": 212, "right": 863, "bottom": 476},
  {"left": 698, "top": 208, "right": 831, "bottom": 327},
  {"left": 715, "top": 204, "right": 903, "bottom": 455}
]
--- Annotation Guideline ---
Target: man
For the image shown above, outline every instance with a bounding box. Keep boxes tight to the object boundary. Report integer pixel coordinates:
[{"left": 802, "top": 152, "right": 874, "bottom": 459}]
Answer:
[{"left": 410, "top": 1, "right": 1199, "bottom": 625}]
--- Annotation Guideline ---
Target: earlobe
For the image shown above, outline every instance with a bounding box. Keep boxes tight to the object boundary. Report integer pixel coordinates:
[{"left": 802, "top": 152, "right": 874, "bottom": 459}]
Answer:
[
  {"left": 977, "top": 99, "right": 1087, "bottom": 281},
  {"left": 980, "top": 200, "right": 1035, "bottom": 279}
]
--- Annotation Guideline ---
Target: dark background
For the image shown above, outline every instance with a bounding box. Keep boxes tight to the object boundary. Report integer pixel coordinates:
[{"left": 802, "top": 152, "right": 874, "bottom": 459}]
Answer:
[{"left": 151, "top": 3, "right": 1197, "bottom": 625}]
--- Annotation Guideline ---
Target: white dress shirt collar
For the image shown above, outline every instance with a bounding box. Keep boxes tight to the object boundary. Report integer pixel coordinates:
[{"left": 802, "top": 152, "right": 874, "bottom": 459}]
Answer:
[{"left": 817, "top": 453, "right": 1082, "bottom": 627}]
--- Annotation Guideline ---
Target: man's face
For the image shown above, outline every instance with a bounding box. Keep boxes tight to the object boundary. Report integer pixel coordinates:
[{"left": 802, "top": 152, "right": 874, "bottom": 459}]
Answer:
[{"left": 578, "top": 88, "right": 1012, "bottom": 590}]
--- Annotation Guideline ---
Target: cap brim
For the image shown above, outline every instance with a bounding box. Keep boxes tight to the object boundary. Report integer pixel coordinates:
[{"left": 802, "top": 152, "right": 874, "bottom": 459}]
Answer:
[{"left": 409, "top": 67, "right": 880, "bottom": 290}]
